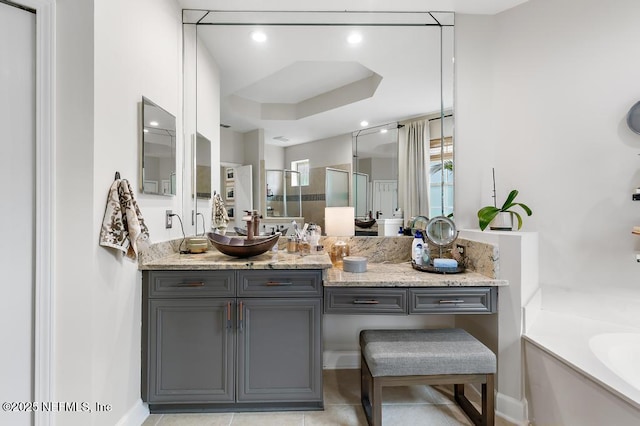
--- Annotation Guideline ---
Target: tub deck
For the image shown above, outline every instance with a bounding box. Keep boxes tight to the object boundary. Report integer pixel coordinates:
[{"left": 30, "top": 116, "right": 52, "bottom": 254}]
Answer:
[{"left": 524, "top": 309, "right": 640, "bottom": 410}]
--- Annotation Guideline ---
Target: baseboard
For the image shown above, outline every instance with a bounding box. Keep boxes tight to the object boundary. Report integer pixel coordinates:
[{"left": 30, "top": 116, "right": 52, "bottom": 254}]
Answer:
[
  {"left": 323, "top": 350, "right": 360, "bottom": 369},
  {"left": 115, "top": 398, "right": 149, "bottom": 426},
  {"left": 496, "top": 392, "right": 529, "bottom": 425}
]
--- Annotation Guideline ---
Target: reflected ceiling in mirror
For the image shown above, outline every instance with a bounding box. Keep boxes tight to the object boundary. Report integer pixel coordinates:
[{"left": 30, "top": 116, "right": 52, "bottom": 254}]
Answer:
[
  {"left": 141, "top": 97, "right": 176, "bottom": 196},
  {"left": 188, "top": 11, "right": 453, "bottom": 147}
]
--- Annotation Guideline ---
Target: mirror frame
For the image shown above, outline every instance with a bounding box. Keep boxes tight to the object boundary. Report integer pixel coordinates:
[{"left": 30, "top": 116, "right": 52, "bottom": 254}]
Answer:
[{"left": 182, "top": 10, "right": 455, "bottom": 231}]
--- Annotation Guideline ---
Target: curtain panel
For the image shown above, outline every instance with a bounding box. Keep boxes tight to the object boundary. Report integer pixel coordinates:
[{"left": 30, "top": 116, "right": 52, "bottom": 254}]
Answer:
[{"left": 398, "top": 119, "right": 430, "bottom": 226}]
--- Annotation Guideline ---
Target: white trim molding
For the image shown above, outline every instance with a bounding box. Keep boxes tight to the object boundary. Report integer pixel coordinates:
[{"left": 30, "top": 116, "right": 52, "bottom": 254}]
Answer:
[{"left": 15, "top": 0, "right": 56, "bottom": 425}]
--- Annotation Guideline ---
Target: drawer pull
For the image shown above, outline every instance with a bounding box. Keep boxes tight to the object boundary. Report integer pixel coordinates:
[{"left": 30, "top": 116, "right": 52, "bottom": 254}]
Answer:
[
  {"left": 173, "top": 281, "right": 205, "bottom": 287},
  {"left": 438, "top": 299, "right": 465, "bottom": 304},
  {"left": 353, "top": 299, "right": 380, "bottom": 305},
  {"left": 266, "top": 281, "right": 293, "bottom": 286}
]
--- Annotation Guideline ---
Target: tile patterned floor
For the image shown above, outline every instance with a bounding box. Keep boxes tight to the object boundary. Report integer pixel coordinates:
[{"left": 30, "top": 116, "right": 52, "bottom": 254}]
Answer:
[{"left": 141, "top": 369, "right": 476, "bottom": 426}]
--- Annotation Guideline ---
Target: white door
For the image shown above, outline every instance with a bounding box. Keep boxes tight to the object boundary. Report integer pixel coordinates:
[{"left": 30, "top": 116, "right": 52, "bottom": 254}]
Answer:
[
  {"left": 373, "top": 180, "right": 398, "bottom": 220},
  {"left": 0, "top": 2, "right": 36, "bottom": 424}
]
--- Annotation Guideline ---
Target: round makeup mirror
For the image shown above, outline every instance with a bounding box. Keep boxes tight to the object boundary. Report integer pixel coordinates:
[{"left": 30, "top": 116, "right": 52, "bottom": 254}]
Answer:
[
  {"left": 425, "top": 216, "right": 458, "bottom": 247},
  {"left": 627, "top": 101, "right": 640, "bottom": 135}
]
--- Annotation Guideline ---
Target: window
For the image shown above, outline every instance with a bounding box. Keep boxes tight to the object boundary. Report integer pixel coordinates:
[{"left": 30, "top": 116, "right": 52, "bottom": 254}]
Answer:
[
  {"left": 429, "top": 136, "right": 454, "bottom": 218},
  {"left": 291, "top": 159, "right": 309, "bottom": 186}
]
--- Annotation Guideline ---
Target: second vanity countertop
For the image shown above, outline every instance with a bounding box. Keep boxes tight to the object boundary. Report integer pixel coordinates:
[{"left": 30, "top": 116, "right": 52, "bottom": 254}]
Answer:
[{"left": 325, "top": 261, "right": 507, "bottom": 287}]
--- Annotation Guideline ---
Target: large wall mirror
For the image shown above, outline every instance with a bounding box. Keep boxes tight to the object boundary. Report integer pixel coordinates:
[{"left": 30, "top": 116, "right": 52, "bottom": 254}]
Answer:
[
  {"left": 141, "top": 97, "right": 177, "bottom": 196},
  {"left": 182, "top": 10, "right": 454, "bottom": 233}
]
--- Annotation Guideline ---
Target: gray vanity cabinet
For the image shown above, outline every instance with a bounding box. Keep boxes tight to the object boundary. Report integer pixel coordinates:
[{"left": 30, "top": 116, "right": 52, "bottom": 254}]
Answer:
[
  {"left": 142, "top": 269, "right": 323, "bottom": 412},
  {"left": 236, "top": 270, "right": 323, "bottom": 405},
  {"left": 237, "top": 298, "right": 322, "bottom": 403},
  {"left": 146, "top": 298, "right": 235, "bottom": 403}
]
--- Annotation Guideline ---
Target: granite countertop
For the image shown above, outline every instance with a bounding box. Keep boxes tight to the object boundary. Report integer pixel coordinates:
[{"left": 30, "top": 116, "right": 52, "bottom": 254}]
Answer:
[
  {"left": 139, "top": 237, "right": 506, "bottom": 287},
  {"left": 324, "top": 262, "right": 507, "bottom": 287},
  {"left": 139, "top": 250, "right": 333, "bottom": 271}
]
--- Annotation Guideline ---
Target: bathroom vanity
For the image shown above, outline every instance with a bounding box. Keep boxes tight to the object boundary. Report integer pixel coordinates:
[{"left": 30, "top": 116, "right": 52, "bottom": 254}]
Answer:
[
  {"left": 140, "top": 243, "right": 506, "bottom": 413},
  {"left": 141, "top": 252, "right": 331, "bottom": 413}
]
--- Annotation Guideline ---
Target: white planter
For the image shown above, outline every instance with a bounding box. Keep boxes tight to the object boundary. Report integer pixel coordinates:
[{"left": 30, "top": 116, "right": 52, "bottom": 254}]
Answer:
[{"left": 490, "top": 212, "right": 513, "bottom": 231}]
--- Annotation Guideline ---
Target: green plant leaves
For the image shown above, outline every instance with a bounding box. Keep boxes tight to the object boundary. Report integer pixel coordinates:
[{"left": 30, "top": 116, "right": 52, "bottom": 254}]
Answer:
[
  {"left": 478, "top": 189, "right": 533, "bottom": 231},
  {"left": 477, "top": 206, "right": 501, "bottom": 231}
]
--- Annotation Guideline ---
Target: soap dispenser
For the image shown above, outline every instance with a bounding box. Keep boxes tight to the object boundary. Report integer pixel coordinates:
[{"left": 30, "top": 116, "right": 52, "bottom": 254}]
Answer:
[{"left": 412, "top": 231, "right": 424, "bottom": 265}]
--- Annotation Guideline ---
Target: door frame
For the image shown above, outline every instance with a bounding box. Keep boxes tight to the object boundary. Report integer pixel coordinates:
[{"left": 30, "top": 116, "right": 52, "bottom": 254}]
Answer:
[
  {"left": 10, "top": 1, "right": 56, "bottom": 425},
  {"left": 372, "top": 179, "right": 398, "bottom": 219}
]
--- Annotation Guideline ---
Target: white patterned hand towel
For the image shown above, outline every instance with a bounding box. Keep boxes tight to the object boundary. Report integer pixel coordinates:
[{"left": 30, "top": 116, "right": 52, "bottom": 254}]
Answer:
[
  {"left": 212, "top": 192, "right": 229, "bottom": 231},
  {"left": 100, "top": 179, "right": 150, "bottom": 260}
]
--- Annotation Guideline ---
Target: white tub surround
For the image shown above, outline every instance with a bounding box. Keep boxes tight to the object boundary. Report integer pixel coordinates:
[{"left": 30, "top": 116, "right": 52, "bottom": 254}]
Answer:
[
  {"left": 523, "top": 285, "right": 640, "bottom": 423},
  {"left": 524, "top": 309, "right": 640, "bottom": 424}
]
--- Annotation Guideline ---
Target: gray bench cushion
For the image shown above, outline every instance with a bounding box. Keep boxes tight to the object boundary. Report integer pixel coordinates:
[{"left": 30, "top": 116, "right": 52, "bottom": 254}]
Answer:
[{"left": 360, "top": 328, "right": 496, "bottom": 377}]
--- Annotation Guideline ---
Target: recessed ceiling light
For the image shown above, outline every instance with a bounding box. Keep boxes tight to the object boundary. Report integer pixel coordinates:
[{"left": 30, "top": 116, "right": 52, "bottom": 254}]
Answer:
[
  {"left": 347, "top": 32, "right": 362, "bottom": 44},
  {"left": 360, "top": 121, "right": 369, "bottom": 127},
  {"left": 149, "top": 121, "right": 159, "bottom": 126},
  {"left": 251, "top": 31, "right": 267, "bottom": 43},
  {"left": 380, "top": 129, "right": 388, "bottom": 134}
]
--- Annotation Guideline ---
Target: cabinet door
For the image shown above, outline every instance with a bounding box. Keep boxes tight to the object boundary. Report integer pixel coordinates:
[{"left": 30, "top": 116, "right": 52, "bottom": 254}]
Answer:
[
  {"left": 237, "top": 298, "right": 322, "bottom": 403},
  {"left": 146, "top": 299, "right": 235, "bottom": 403}
]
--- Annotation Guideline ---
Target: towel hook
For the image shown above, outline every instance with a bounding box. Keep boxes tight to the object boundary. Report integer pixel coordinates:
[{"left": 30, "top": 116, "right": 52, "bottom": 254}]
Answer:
[{"left": 114, "top": 171, "right": 121, "bottom": 180}]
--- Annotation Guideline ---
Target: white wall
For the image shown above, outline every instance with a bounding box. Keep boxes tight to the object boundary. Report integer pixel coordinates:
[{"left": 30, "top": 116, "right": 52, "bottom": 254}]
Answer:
[
  {"left": 265, "top": 143, "right": 285, "bottom": 169},
  {"left": 220, "top": 127, "right": 246, "bottom": 164},
  {"left": 456, "top": 0, "right": 640, "bottom": 292},
  {"left": 56, "top": 0, "right": 182, "bottom": 425},
  {"left": 285, "top": 133, "right": 352, "bottom": 168}
]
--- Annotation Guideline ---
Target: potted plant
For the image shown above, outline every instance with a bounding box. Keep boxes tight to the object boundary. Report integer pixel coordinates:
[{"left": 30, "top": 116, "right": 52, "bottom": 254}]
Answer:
[{"left": 478, "top": 189, "right": 532, "bottom": 231}]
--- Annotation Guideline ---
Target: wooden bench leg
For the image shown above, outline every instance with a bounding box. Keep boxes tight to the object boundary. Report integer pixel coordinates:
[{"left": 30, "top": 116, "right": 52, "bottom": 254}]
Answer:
[
  {"left": 361, "top": 355, "right": 373, "bottom": 426},
  {"left": 454, "top": 377, "right": 495, "bottom": 426},
  {"left": 361, "top": 355, "right": 383, "bottom": 426},
  {"left": 484, "top": 374, "right": 495, "bottom": 426}
]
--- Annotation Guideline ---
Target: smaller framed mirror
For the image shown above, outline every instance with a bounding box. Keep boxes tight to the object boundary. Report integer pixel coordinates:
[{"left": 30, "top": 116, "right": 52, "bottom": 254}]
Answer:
[
  {"left": 141, "top": 97, "right": 176, "bottom": 196},
  {"left": 425, "top": 216, "right": 458, "bottom": 248}
]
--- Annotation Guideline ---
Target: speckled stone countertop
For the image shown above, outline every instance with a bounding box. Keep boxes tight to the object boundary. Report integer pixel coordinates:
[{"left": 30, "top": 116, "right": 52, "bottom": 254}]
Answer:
[
  {"left": 325, "top": 262, "right": 507, "bottom": 287},
  {"left": 139, "top": 250, "right": 333, "bottom": 270},
  {"left": 139, "top": 236, "right": 506, "bottom": 287}
]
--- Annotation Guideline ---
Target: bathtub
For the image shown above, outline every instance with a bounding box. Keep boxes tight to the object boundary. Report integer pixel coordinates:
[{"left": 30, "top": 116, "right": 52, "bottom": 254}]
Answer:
[
  {"left": 523, "top": 289, "right": 640, "bottom": 425},
  {"left": 590, "top": 333, "right": 640, "bottom": 393}
]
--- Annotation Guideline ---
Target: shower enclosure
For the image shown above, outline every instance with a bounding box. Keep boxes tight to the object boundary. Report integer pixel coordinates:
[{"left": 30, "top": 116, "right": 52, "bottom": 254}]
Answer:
[
  {"left": 265, "top": 169, "right": 302, "bottom": 218},
  {"left": 352, "top": 123, "right": 399, "bottom": 220}
]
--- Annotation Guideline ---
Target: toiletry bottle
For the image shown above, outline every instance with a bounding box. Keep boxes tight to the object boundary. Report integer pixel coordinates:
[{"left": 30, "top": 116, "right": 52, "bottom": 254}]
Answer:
[
  {"left": 397, "top": 226, "right": 403, "bottom": 236},
  {"left": 422, "top": 245, "right": 430, "bottom": 265},
  {"left": 412, "top": 231, "right": 424, "bottom": 265}
]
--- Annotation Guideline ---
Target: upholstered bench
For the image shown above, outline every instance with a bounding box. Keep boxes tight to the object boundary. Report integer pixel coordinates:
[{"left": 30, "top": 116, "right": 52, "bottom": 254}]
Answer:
[{"left": 360, "top": 328, "right": 496, "bottom": 426}]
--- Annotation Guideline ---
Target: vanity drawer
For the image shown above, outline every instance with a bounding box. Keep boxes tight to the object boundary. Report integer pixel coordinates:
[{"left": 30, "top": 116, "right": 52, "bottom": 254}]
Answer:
[
  {"left": 324, "top": 288, "right": 407, "bottom": 314},
  {"left": 145, "top": 270, "right": 235, "bottom": 298},
  {"left": 237, "top": 270, "right": 322, "bottom": 297},
  {"left": 409, "top": 287, "right": 496, "bottom": 314}
]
